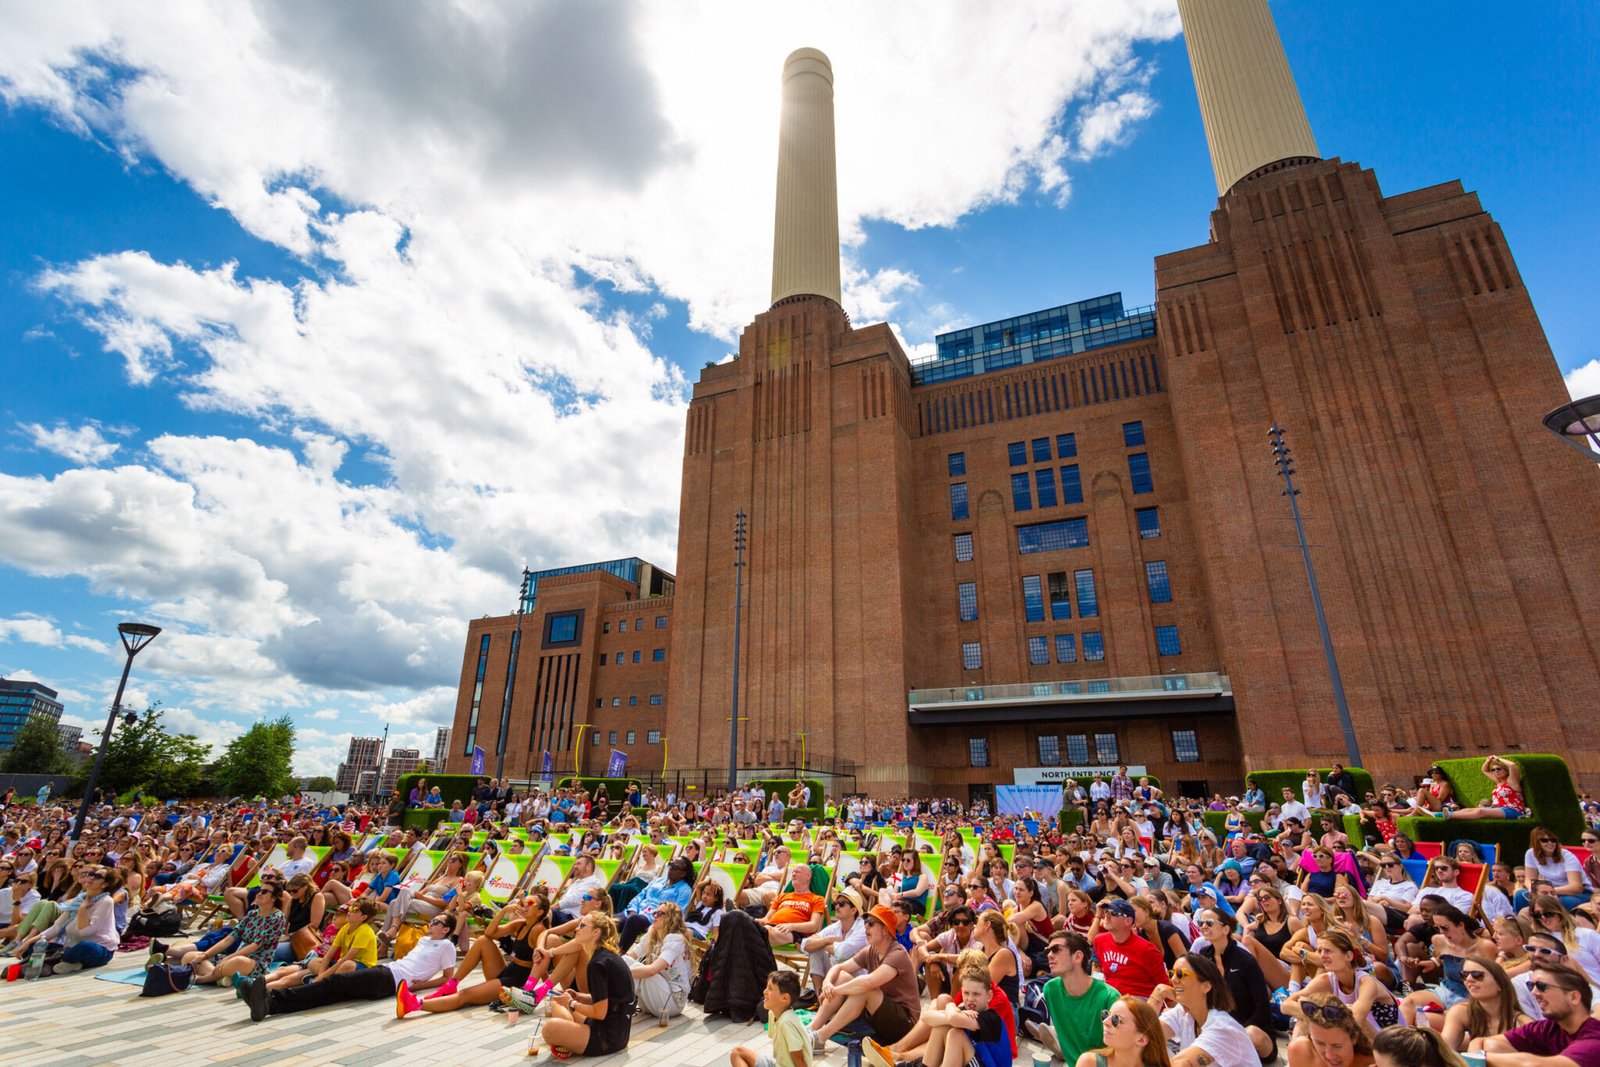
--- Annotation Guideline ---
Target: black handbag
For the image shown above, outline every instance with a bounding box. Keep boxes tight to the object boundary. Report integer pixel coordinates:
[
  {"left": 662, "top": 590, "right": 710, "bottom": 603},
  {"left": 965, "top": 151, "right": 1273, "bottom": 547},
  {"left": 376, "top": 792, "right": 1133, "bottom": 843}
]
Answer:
[{"left": 139, "top": 962, "right": 194, "bottom": 997}]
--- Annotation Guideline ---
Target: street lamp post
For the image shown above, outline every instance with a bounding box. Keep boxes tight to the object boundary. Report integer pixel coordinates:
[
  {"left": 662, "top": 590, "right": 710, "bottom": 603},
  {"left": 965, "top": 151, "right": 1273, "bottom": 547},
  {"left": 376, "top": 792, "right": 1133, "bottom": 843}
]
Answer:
[
  {"left": 73, "top": 622, "right": 161, "bottom": 840},
  {"left": 571, "top": 723, "right": 591, "bottom": 778},
  {"left": 495, "top": 567, "right": 532, "bottom": 781},
  {"left": 728, "top": 509, "right": 748, "bottom": 793},
  {"left": 1268, "top": 424, "right": 1361, "bottom": 768},
  {"left": 1542, "top": 394, "right": 1600, "bottom": 462}
]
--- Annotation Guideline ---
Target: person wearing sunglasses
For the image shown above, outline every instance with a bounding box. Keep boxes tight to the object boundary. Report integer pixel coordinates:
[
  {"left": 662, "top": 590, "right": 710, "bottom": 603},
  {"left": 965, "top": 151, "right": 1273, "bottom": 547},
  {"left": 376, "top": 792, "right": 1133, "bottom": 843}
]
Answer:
[
  {"left": 1517, "top": 828, "right": 1593, "bottom": 913},
  {"left": 1437, "top": 954, "right": 1530, "bottom": 1052},
  {"left": 23, "top": 865, "right": 125, "bottom": 974},
  {"left": 1526, "top": 900, "right": 1600, "bottom": 985},
  {"left": 1073, "top": 995, "right": 1173, "bottom": 1067},
  {"left": 1148, "top": 952, "right": 1259, "bottom": 1067},
  {"left": 241, "top": 909, "right": 457, "bottom": 1021},
  {"left": 1481, "top": 959, "right": 1600, "bottom": 1066},
  {"left": 1286, "top": 993, "right": 1375, "bottom": 1067}
]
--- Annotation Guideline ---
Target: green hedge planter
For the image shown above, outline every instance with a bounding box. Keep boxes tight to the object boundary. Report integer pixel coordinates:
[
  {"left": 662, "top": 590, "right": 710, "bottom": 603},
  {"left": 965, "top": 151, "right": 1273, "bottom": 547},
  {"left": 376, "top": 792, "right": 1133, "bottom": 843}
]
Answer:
[
  {"left": 1246, "top": 768, "right": 1376, "bottom": 807},
  {"left": 751, "top": 778, "right": 826, "bottom": 823},
  {"left": 402, "top": 809, "right": 453, "bottom": 833},
  {"left": 556, "top": 777, "right": 644, "bottom": 805},
  {"left": 1202, "top": 811, "right": 1265, "bottom": 839},
  {"left": 395, "top": 772, "right": 480, "bottom": 813},
  {"left": 1059, "top": 809, "right": 1086, "bottom": 835},
  {"left": 1390, "top": 754, "right": 1580, "bottom": 854}
]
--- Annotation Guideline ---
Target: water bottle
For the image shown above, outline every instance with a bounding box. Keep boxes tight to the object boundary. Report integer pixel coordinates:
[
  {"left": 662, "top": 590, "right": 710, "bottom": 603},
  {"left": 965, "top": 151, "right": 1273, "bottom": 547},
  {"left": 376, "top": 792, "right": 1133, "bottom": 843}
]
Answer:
[{"left": 847, "top": 1038, "right": 863, "bottom": 1067}]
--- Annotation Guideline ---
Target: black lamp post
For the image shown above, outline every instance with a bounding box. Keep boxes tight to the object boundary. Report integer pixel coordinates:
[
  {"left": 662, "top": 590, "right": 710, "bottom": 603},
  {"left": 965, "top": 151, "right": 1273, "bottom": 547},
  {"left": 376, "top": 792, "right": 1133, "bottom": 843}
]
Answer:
[
  {"left": 73, "top": 621, "right": 161, "bottom": 840},
  {"left": 728, "top": 509, "right": 748, "bottom": 793},
  {"left": 1269, "top": 424, "right": 1361, "bottom": 768},
  {"left": 1542, "top": 394, "right": 1600, "bottom": 462},
  {"left": 495, "top": 567, "right": 532, "bottom": 780}
]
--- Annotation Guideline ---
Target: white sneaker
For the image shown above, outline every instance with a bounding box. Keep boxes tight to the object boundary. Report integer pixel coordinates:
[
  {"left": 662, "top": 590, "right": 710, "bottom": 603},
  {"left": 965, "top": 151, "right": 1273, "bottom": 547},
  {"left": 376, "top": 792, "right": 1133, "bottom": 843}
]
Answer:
[
  {"left": 1027, "top": 1020, "right": 1064, "bottom": 1060},
  {"left": 811, "top": 1030, "right": 830, "bottom": 1056},
  {"left": 52, "top": 961, "right": 83, "bottom": 973}
]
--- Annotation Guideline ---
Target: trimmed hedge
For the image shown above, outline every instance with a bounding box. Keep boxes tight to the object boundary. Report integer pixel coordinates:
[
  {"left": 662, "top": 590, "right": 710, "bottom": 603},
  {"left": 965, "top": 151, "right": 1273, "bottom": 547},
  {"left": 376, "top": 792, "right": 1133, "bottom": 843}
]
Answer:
[
  {"left": 752, "top": 779, "right": 825, "bottom": 823},
  {"left": 403, "top": 808, "right": 454, "bottom": 833},
  {"left": 1203, "top": 811, "right": 1265, "bottom": 839},
  {"left": 1392, "top": 754, "right": 1581, "bottom": 854},
  {"left": 396, "top": 772, "right": 479, "bottom": 812},
  {"left": 1247, "top": 767, "right": 1376, "bottom": 808},
  {"left": 556, "top": 777, "right": 643, "bottom": 805},
  {"left": 1059, "top": 808, "right": 1086, "bottom": 835}
]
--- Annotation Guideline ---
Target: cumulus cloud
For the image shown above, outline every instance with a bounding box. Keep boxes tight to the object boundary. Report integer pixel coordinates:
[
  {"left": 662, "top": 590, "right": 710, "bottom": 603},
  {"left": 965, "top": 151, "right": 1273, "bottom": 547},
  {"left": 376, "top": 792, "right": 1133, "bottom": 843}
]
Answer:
[
  {"left": 0, "top": 1, "right": 1182, "bottom": 772},
  {"left": 1566, "top": 358, "right": 1600, "bottom": 400},
  {"left": 0, "top": 614, "right": 112, "bottom": 654},
  {"left": 20, "top": 421, "right": 125, "bottom": 464}
]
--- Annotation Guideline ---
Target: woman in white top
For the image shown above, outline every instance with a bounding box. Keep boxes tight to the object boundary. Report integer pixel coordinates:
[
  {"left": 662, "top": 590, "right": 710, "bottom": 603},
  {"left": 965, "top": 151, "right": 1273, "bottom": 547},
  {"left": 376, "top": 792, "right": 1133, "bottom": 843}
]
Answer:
[
  {"left": 35, "top": 866, "right": 125, "bottom": 973},
  {"left": 1302, "top": 772, "right": 1326, "bottom": 811},
  {"left": 625, "top": 900, "right": 690, "bottom": 1021},
  {"left": 1151, "top": 952, "right": 1261, "bottom": 1067},
  {"left": 1527, "top": 900, "right": 1600, "bottom": 983},
  {"left": 1517, "top": 827, "right": 1588, "bottom": 911}
]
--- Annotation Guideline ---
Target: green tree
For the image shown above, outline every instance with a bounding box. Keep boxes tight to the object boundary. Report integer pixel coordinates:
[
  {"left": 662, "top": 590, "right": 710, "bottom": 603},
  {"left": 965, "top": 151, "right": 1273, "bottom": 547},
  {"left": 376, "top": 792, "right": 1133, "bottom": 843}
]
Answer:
[
  {"left": 0, "top": 715, "right": 71, "bottom": 776},
  {"left": 212, "top": 715, "right": 296, "bottom": 798},
  {"left": 306, "top": 775, "right": 337, "bottom": 793},
  {"left": 83, "top": 704, "right": 213, "bottom": 799}
]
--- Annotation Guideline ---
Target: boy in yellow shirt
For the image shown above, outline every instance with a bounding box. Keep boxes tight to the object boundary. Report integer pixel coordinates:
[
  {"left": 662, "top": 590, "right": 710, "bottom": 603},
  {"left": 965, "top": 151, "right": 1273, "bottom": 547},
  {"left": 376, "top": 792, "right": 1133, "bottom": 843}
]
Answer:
[{"left": 731, "top": 970, "right": 812, "bottom": 1067}]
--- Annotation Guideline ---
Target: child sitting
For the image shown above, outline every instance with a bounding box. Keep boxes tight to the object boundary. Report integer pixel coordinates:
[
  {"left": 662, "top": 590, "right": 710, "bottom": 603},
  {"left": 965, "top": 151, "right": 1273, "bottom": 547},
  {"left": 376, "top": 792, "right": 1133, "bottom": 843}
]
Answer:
[{"left": 731, "top": 970, "right": 812, "bottom": 1067}]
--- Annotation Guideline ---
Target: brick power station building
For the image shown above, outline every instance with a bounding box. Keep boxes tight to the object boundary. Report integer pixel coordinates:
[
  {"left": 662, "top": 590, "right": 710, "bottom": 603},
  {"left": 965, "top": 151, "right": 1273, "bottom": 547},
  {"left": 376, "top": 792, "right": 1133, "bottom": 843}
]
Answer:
[{"left": 448, "top": 2, "right": 1600, "bottom": 803}]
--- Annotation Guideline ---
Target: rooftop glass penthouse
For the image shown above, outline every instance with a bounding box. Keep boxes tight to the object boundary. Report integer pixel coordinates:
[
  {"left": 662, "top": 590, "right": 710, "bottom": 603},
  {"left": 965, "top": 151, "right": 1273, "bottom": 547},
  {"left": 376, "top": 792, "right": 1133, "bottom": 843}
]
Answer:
[{"left": 911, "top": 292, "right": 1157, "bottom": 385}]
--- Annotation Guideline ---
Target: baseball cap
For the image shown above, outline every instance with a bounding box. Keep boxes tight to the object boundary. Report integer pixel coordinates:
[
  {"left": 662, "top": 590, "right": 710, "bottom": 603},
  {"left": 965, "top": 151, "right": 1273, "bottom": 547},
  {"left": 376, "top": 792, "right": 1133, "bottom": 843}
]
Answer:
[
  {"left": 1143, "top": 857, "right": 1160, "bottom": 868},
  {"left": 1101, "top": 898, "right": 1136, "bottom": 918}
]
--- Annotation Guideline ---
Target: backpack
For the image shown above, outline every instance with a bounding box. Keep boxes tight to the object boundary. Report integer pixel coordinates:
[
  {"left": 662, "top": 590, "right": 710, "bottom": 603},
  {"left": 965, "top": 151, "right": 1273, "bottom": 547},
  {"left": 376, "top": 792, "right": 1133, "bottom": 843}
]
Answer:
[
  {"left": 126, "top": 906, "right": 183, "bottom": 938},
  {"left": 140, "top": 963, "right": 194, "bottom": 997},
  {"left": 1019, "top": 975, "right": 1052, "bottom": 1028}
]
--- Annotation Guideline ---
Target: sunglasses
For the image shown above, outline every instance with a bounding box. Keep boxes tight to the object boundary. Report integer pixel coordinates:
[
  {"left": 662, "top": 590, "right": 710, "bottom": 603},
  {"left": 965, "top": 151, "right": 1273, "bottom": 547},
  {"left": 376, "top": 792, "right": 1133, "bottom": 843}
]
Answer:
[
  {"left": 1304, "top": 1001, "right": 1352, "bottom": 1024},
  {"left": 1524, "top": 944, "right": 1565, "bottom": 957},
  {"left": 1528, "top": 979, "right": 1576, "bottom": 994},
  {"left": 952, "top": 919, "right": 974, "bottom": 928},
  {"left": 1533, "top": 910, "right": 1563, "bottom": 919},
  {"left": 1100, "top": 1010, "right": 1124, "bottom": 1029},
  {"left": 1460, "top": 968, "right": 1490, "bottom": 982}
]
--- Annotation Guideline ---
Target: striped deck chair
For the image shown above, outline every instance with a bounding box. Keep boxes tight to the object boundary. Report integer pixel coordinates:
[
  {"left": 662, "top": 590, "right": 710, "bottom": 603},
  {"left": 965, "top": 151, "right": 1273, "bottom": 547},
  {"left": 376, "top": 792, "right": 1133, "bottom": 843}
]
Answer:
[
  {"left": 703, "top": 861, "right": 751, "bottom": 907},
  {"left": 529, "top": 854, "right": 577, "bottom": 898},
  {"left": 480, "top": 852, "right": 538, "bottom": 908}
]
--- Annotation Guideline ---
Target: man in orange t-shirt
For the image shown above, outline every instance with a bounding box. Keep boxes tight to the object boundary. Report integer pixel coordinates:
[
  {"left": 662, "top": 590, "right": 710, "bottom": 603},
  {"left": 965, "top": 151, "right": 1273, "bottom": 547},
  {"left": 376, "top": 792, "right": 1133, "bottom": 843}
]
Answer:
[{"left": 761, "top": 862, "right": 827, "bottom": 947}]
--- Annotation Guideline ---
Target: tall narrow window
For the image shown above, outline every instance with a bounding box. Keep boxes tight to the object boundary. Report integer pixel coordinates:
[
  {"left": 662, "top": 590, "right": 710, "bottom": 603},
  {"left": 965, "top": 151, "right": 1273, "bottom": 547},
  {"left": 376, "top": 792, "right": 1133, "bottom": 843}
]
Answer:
[
  {"left": 1065, "top": 735, "right": 1089, "bottom": 763},
  {"left": 1083, "top": 631, "right": 1105, "bottom": 661},
  {"left": 1056, "top": 433, "right": 1077, "bottom": 458},
  {"left": 1128, "top": 453, "right": 1154, "bottom": 494},
  {"left": 1034, "top": 468, "right": 1057, "bottom": 509},
  {"left": 1095, "top": 732, "right": 1120, "bottom": 763},
  {"left": 1075, "top": 569, "right": 1098, "bottom": 617},
  {"left": 1032, "top": 437, "right": 1051, "bottom": 463},
  {"left": 958, "top": 582, "right": 979, "bottom": 622},
  {"left": 1008, "top": 442, "right": 1027, "bottom": 466},
  {"left": 947, "top": 452, "right": 966, "bottom": 476},
  {"left": 951, "top": 483, "right": 969, "bottom": 520},
  {"left": 954, "top": 533, "right": 974, "bottom": 562},
  {"left": 1060, "top": 464, "right": 1083, "bottom": 504},
  {"left": 1047, "top": 571, "right": 1072, "bottom": 620},
  {"left": 961, "top": 642, "right": 983, "bottom": 670},
  {"left": 968, "top": 738, "right": 990, "bottom": 767},
  {"left": 1011, "top": 473, "right": 1033, "bottom": 511},
  {"left": 1145, "top": 561, "right": 1173, "bottom": 603},
  {"left": 1054, "top": 633, "right": 1076, "bottom": 663},
  {"left": 464, "top": 633, "right": 490, "bottom": 754},
  {"left": 1173, "top": 729, "right": 1200, "bottom": 763},
  {"left": 1123, "top": 421, "right": 1145, "bottom": 447},
  {"left": 1155, "top": 625, "right": 1182, "bottom": 656},
  {"left": 1028, "top": 636, "right": 1049, "bottom": 665},
  {"left": 1022, "top": 576, "right": 1045, "bottom": 623},
  {"left": 1038, "top": 736, "right": 1061, "bottom": 766},
  {"left": 1136, "top": 506, "right": 1161, "bottom": 539}
]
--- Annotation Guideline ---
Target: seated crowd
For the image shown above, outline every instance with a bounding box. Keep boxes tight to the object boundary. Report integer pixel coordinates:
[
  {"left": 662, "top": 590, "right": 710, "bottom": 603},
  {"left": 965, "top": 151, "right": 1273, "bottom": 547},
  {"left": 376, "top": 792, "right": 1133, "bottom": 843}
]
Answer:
[{"left": 0, "top": 762, "right": 1597, "bottom": 1067}]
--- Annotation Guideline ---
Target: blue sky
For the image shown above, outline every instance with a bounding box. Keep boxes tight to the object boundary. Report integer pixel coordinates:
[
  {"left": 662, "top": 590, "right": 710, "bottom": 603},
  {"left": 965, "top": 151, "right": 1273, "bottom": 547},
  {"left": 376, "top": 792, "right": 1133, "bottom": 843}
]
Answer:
[{"left": 0, "top": 2, "right": 1594, "bottom": 775}]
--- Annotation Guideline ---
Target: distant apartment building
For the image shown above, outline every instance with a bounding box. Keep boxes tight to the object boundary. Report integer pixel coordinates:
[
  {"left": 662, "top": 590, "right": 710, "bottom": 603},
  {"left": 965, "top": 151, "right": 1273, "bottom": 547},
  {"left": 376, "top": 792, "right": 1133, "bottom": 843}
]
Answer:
[{"left": 0, "top": 677, "right": 64, "bottom": 752}]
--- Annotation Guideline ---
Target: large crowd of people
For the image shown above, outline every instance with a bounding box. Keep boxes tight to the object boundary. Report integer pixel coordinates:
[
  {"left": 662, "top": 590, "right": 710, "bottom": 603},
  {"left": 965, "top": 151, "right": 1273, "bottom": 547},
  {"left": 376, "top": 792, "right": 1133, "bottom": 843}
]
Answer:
[{"left": 1, "top": 760, "right": 1599, "bottom": 1067}]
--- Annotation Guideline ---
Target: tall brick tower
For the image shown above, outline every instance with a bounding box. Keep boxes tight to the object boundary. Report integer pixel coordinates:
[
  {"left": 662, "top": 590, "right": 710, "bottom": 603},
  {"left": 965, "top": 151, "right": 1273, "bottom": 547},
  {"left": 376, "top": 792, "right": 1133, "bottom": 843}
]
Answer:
[
  {"left": 1159, "top": 0, "right": 1600, "bottom": 781},
  {"left": 666, "top": 50, "right": 923, "bottom": 794}
]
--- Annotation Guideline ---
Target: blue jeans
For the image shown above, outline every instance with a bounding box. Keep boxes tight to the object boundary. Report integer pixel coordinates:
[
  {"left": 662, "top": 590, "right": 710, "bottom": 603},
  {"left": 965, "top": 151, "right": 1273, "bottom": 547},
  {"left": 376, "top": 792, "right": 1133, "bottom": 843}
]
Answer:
[
  {"left": 61, "top": 942, "right": 114, "bottom": 969},
  {"left": 1514, "top": 889, "right": 1589, "bottom": 912},
  {"left": 273, "top": 941, "right": 299, "bottom": 964}
]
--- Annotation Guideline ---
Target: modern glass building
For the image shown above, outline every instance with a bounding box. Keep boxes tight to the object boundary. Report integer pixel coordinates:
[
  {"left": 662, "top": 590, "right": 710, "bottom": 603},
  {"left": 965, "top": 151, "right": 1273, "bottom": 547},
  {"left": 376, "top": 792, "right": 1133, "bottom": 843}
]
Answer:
[
  {"left": 0, "top": 678, "right": 64, "bottom": 752},
  {"left": 911, "top": 292, "right": 1158, "bottom": 385}
]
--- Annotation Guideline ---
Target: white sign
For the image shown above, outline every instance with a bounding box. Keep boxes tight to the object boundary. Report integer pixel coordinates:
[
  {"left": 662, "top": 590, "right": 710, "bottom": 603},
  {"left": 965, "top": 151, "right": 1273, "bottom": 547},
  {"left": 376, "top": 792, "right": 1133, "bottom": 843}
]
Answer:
[{"left": 1013, "top": 765, "right": 1148, "bottom": 786}]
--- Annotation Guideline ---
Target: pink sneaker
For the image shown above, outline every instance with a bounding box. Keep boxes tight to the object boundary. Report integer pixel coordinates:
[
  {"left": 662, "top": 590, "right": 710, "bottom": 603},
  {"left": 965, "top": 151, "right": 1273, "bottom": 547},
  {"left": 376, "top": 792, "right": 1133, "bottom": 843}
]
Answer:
[
  {"left": 395, "top": 980, "right": 421, "bottom": 1018},
  {"left": 425, "top": 977, "right": 459, "bottom": 1001}
]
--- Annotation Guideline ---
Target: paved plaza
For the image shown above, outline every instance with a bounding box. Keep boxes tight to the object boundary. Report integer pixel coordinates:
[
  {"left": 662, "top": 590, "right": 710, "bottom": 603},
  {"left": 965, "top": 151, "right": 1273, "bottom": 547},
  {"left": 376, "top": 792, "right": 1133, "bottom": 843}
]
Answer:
[{"left": 0, "top": 946, "right": 1070, "bottom": 1067}]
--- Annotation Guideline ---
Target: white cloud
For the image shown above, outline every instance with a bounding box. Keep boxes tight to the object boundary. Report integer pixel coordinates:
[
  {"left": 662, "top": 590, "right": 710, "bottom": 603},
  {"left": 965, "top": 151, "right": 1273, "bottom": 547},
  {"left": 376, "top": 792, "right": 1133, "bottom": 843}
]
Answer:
[
  {"left": 20, "top": 421, "right": 125, "bottom": 464},
  {"left": 0, "top": 615, "right": 113, "bottom": 655},
  {"left": 0, "top": 1, "right": 1182, "bottom": 770},
  {"left": 1566, "top": 358, "right": 1600, "bottom": 400}
]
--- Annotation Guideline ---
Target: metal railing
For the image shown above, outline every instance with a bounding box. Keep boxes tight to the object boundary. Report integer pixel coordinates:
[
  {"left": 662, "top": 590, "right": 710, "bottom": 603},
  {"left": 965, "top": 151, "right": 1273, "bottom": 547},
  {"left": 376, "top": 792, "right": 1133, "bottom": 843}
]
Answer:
[{"left": 909, "top": 672, "right": 1230, "bottom": 710}]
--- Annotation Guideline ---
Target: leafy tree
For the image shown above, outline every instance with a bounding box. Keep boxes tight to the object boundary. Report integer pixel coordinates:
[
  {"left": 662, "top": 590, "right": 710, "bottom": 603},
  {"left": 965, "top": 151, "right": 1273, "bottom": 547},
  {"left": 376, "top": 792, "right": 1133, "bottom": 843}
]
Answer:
[
  {"left": 0, "top": 715, "right": 72, "bottom": 776},
  {"left": 212, "top": 715, "right": 296, "bottom": 798},
  {"left": 82, "top": 704, "right": 213, "bottom": 798},
  {"left": 306, "top": 775, "right": 337, "bottom": 793}
]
